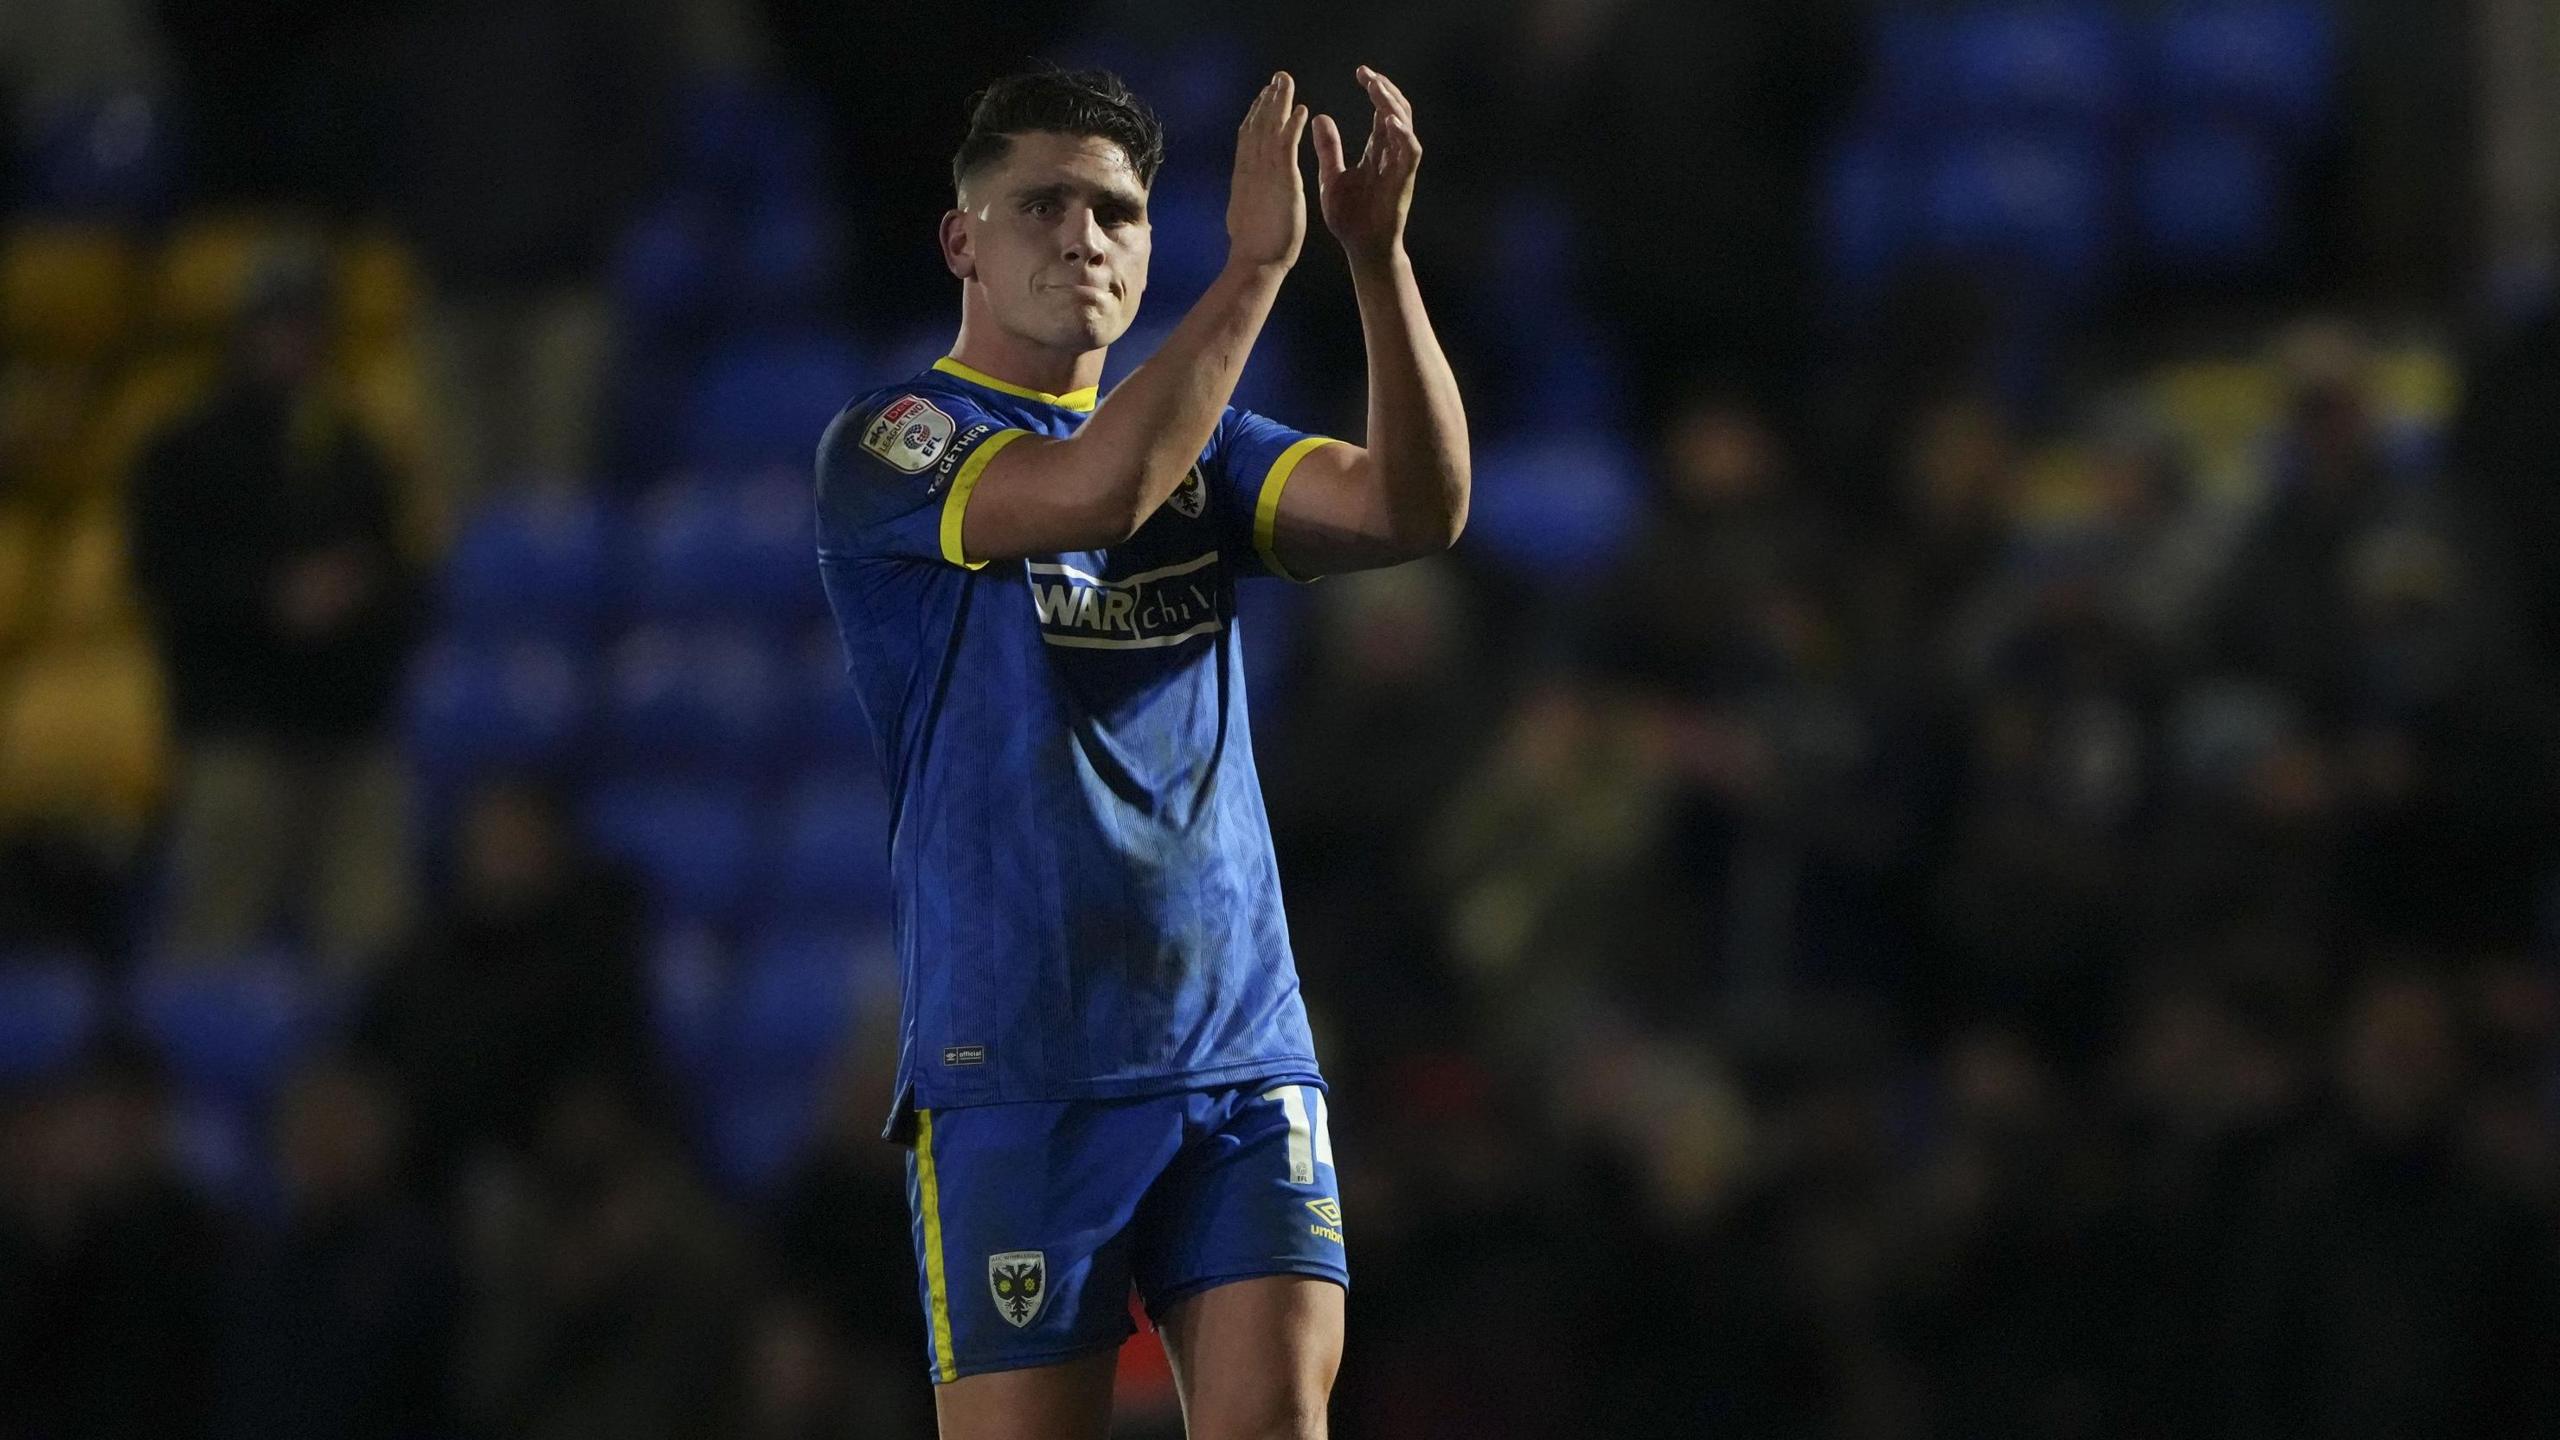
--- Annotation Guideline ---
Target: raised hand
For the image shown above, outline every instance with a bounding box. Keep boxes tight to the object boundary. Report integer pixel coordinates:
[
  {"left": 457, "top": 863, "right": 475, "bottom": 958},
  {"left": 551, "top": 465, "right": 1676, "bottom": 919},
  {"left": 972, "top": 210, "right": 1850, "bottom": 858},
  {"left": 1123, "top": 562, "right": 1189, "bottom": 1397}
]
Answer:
[
  {"left": 1312, "top": 66, "right": 1421, "bottom": 266},
  {"left": 1227, "top": 71, "right": 1311, "bottom": 271}
]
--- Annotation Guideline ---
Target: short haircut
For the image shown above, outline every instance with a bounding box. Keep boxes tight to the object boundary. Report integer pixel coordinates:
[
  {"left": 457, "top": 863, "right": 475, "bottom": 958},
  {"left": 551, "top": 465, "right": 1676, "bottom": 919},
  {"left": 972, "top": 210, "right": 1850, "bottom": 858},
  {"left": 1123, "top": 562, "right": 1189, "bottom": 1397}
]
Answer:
[{"left": 952, "top": 66, "right": 1166, "bottom": 194}]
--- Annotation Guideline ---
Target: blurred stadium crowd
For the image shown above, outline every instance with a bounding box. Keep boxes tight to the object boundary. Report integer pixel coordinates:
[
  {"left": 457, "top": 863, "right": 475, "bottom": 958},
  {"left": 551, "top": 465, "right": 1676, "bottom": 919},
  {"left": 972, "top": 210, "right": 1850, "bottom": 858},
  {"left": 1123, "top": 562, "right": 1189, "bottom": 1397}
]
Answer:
[{"left": 3, "top": 1, "right": 2558, "bottom": 1437}]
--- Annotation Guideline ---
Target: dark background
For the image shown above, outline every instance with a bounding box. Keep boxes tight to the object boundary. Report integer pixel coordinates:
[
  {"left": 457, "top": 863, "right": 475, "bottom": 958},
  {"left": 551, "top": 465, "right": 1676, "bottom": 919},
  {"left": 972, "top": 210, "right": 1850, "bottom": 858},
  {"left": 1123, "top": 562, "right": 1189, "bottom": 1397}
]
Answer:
[{"left": 2, "top": 1, "right": 2557, "bottom": 1436}]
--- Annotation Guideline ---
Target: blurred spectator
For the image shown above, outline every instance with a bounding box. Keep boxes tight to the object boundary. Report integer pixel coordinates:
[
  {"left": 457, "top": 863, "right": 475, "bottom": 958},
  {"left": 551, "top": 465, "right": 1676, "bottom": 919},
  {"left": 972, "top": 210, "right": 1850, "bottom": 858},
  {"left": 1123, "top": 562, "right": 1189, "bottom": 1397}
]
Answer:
[
  {"left": 2226, "top": 970, "right": 2560, "bottom": 1436},
  {"left": 2453, "top": 298, "right": 2560, "bottom": 662},
  {"left": 213, "top": 1060, "right": 461, "bottom": 1439},
  {"left": 128, "top": 248, "right": 422, "bottom": 975},
  {"left": 2103, "top": 957, "right": 2316, "bottom": 1438},
  {"left": 729, "top": 1292, "right": 879, "bottom": 1440},
  {"left": 354, "top": 778, "right": 650, "bottom": 1203},
  {"left": 460, "top": 1070, "right": 750, "bottom": 1440},
  {"left": 1267, "top": 559, "right": 1490, "bottom": 1072},
  {"left": 1926, "top": 607, "right": 2164, "bottom": 1048},
  {"left": 2206, "top": 321, "right": 2403, "bottom": 713},
  {"left": 1886, "top": 1026, "right": 2115, "bottom": 1437},
  {"left": 381, "top": 0, "right": 674, "bottom": 500},
  {"left": 761, "top": 1067, "right": 929, "bottom": 1439},
  {"left": 0, "top": 1040, "right": 227, "bottom": 1439}
]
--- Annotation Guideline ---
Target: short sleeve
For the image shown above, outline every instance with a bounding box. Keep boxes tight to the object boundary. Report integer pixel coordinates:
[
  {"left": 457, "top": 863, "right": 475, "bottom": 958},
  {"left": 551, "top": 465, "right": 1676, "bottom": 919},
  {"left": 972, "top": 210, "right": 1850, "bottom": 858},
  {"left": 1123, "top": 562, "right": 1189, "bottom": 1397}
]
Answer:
[
  {"left": 814, "top": 389, "right": 1029, "bottom": 568},
  {"left": 1204, "top": 407, "right": 1345, "bottom": 583}
]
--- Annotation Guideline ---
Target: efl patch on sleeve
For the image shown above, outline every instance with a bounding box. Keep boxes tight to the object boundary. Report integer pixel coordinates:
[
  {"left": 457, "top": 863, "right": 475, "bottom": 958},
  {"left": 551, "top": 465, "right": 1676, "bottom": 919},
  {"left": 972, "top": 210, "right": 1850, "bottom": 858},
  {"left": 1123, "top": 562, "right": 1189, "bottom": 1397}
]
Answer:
[{"left": 861, "top": 395, "right": 958, "bottom": 474}]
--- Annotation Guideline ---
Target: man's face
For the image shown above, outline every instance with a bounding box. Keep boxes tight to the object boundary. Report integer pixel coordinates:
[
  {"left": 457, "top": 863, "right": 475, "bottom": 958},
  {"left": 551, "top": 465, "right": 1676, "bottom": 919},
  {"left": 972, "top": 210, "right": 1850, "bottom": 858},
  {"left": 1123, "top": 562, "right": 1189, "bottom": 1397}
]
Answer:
[{"left": 947, "top": 131, "right": 1151, "bottom": 353}]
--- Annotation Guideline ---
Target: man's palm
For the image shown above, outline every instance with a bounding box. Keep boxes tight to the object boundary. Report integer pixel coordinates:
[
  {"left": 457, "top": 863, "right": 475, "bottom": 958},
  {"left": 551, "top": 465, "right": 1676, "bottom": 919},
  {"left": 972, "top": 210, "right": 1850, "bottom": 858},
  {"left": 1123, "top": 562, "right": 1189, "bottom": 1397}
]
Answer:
[{"left": 1314, "top": 67, "right": 1421, "bottom": 261}]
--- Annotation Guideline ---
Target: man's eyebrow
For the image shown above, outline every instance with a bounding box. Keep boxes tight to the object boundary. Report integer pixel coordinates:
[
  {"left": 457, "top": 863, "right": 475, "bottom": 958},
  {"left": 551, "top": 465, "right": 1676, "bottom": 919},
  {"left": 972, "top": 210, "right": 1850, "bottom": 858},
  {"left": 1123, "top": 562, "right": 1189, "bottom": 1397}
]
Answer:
[{"left": 1008, "top": 179, "right": 1147, "bottom": 210}]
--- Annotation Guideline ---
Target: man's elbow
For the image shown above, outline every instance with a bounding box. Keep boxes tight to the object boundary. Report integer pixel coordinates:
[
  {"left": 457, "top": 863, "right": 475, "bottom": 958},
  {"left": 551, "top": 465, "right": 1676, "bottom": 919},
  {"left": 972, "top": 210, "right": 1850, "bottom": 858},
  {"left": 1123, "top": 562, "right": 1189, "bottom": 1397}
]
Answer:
[{"left": 1405, "top": 472, "right": 1469, "bottom": 556}]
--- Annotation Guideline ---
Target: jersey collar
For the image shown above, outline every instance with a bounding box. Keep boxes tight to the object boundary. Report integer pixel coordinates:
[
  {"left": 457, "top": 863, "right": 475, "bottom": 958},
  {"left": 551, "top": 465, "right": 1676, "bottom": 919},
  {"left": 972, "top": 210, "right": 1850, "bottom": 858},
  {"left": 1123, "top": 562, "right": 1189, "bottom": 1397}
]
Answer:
[{"left": 933, "top": 356, "right": 1099, "bottom": 413}]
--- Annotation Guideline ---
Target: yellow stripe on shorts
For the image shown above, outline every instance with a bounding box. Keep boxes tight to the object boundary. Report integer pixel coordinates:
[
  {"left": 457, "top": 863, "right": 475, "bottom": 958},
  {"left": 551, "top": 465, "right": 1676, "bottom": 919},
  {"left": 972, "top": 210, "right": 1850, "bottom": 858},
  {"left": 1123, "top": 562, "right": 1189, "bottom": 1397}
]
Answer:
[{"left": 916, "top": 1108, "right": 959, "bottom": 1382}]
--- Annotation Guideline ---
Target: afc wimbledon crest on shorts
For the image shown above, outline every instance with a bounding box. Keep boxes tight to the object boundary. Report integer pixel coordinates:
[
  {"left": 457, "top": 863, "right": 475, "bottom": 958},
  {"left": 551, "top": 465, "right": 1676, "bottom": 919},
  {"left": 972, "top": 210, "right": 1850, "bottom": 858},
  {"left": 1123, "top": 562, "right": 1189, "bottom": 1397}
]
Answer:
[
  {"left": 988, "top": 1250, "right": 1047, "bottom": 1328},
  {"left": 862, "top": 395, "right": 956, "bottom": 474}
]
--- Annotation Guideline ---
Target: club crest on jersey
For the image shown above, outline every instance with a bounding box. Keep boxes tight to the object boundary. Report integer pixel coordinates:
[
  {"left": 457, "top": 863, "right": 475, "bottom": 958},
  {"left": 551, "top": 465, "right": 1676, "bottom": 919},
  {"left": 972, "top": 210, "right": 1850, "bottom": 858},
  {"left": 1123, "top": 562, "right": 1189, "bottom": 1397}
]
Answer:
[
  {"left": 988, "top": 1251, "right": 1047, "bottom": 1328},
  {"left": 861, "top": 395, "right": 955, "bottom": 474},
  {"left": 1167, "top": 465, "right": 1206, "bottom": 519}
]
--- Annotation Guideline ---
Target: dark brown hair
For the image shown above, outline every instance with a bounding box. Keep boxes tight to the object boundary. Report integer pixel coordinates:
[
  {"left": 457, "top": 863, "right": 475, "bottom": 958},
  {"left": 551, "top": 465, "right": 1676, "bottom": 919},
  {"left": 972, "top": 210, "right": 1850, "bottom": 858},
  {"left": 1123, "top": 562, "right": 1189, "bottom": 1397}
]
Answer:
[{"left": 952, "top": 66, "right": 1165, "bottom": 192}]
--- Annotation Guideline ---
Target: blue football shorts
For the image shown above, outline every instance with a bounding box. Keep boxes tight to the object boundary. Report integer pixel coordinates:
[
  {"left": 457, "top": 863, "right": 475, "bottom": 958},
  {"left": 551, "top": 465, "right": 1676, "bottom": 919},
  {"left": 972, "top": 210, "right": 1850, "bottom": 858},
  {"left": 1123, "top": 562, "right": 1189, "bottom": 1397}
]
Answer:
[{"left": 903, "top": 1080, "right": 1348, "bottom": 1383}]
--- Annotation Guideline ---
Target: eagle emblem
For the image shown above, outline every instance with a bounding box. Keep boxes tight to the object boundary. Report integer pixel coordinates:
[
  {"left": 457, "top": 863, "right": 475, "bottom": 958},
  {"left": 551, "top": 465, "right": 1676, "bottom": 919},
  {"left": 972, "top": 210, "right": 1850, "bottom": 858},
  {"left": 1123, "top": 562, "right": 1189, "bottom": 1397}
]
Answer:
[
  {"left": 1168, "top": 466, "right": 1207, "bottom": 519},
  {"left": 988, "top": 1250, "right": 1047, "bottom": 1328}
]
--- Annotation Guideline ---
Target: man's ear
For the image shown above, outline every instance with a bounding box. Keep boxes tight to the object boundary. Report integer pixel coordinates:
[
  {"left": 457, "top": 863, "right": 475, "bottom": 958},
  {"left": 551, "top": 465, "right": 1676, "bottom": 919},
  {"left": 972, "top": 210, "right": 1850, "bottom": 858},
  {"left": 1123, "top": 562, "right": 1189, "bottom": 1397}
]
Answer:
[{"left": 940, "top": 209, "right": 975, "bottom": 281}]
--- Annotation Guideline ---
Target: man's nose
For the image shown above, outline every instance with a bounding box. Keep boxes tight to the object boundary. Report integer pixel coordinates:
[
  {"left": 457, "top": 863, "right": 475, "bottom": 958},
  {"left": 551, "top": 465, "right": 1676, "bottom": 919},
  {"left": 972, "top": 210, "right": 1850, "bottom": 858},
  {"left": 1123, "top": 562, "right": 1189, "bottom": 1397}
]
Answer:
[{"left": 1062, "top": 208, "right": 1109, "bottom": 263}]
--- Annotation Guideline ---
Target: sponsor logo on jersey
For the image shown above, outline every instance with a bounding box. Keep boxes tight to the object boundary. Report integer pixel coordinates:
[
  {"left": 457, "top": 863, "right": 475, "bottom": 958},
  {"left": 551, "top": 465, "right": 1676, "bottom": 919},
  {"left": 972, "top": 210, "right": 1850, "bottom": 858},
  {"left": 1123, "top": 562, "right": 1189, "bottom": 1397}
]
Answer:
[
  {"left": 1305, "top": 1197, "right": 1344, "bottom": 1244},
  {"left": 861, "top": 395, "right": 955, "bottom": 474},
  {"left": 1166, "top": 465, "right": 1206, "bottom": 519},
  {"left": 1025, "top": 551, "right": 1224, "bottom": 651},
  {"left": 988, "top": 1251, "right": 1047, "bottom": 1327}
]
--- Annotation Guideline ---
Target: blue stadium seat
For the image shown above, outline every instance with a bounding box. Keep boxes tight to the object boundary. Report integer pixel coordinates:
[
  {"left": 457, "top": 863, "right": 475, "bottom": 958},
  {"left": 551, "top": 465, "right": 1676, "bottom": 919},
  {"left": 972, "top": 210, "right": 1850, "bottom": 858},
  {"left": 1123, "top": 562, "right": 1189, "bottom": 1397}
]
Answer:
[
  {"left": 684, "top": 331, "right": 868, "bottom": 469},
  {"left": 613, "top": 198, "right": 726, "bottom": 337},
  {"left": 1138, "top": 180, "right": 1230, "bottom": 308},
  {"left": 583, "top": 778, "right": 758, "bottom": 921},
  {"left": 403, "top": 639, "right": 589, "bottom": 782},
  {"left": 0, "top": 954, "right": 102, "bottom": 1083},
  {"left": 1150, "top": 33, "right": 1255, "bottom": 141},
  {"left": 728, "top": 926, "right": 869, "bottom": 1083},
  {"left": 1923, "top": 133, "right": 2111, "bottom": 288},
  {"left": 677, "top": 80, "right": 828, "bottom": 207},
  {"left": 20, "top": 90, "right": 178, "bottom": 220},
  {"left": 1462, "top": 430, "right": 1643, "bottom": 585},
  {"left": 442, "top": 489, "right": 611, "bottom": 638},
  {"left": 2155, "top": 2, "right": 2336, "bottom": 136},
  {"left": 1867, "top": 9, "right": 1953, "bottom": 123},
  {"left": 623, "top": 473, "right": 826, "bottom": 622},
  {"left": 704, "top": 1075, "right": 823, "bottom": 1196},
  {"left": 763, "top": 770, "right": 893, "bottom": 926},
  {"left": 1943, "top": 5, "right": 2131, "bottom": 126},
  {"left": 648, "top": 923, "right": 728, "bottom": 1081},
  {"left": 2136, "top": 126, "right": 2282, "bottom": 272},
  {"left": 130, "top": 958, "right": 326, "bottom": 1108},
  {"left": 794, "top": 625, "right": 870, "bottom": 763},
  {"left": 166, "top": 1092, "right": 270, "bottom": 1210},
  {"left": 1824, "top": 129, "right": 1912, "bottom": 297},
  {"left": 600, "top": 624, "right": 787, "bottom": 771},
  {"left": 734, "top": 205, "right": 838, "bottom": 318}
]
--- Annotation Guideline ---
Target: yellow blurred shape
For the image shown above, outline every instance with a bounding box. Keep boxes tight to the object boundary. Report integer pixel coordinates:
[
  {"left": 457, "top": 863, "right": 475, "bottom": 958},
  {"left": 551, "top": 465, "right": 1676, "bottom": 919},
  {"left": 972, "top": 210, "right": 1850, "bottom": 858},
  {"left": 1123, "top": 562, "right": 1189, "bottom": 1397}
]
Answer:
[
  {"left": 42, "top": 506, "right": 139, "bottom": 637},
  {"left": 337, "top": 230, "right": 421, "bottom": 346},
  {"left": 342, "top": 340, "right": 427, "bottom": 472},
  {"left": 0, "top": 506, "right": 38, "bottom": 651},
  {"left": 339, "top": 343, "right": 443, "bottom": 554},
  {"left": 0, "top": 635, "right": 169, "bottom": 828},
  {"left": 2014, "top": 443, "right": 2101, "bottom": 526},
  {"left": 148, "top": 213, "right": 321, "bottom": 336},
  {"left": 2149, "top": 359, "right": 2282, "bottom": 504},
  {"left": 2370, "top": 345, "right": 2460, "bottom": 428},
  {"left": 1, "top": 226, "right": 138, "bottom": 366},
  {"left": 80, "top": 349, "right": 218, "bottom": 498}
]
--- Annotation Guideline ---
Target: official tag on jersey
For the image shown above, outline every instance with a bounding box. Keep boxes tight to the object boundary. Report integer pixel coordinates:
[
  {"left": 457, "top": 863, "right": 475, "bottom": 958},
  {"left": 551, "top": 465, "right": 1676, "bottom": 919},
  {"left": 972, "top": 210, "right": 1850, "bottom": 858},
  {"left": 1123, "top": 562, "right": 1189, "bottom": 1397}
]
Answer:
[
  {"left": 863, "top": 395, "right": 956, "bottom": 474},
  {"left": 987, "top": 1250, "right": 1047, "bottom": 1328}
]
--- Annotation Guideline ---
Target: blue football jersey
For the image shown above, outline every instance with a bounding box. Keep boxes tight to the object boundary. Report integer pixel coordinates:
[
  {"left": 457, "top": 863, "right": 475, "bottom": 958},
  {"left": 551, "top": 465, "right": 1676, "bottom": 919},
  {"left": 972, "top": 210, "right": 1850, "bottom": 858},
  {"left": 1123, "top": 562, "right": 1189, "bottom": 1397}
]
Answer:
[{"left": 813, "top": 357, "right": 1340, "bottom": 1125}]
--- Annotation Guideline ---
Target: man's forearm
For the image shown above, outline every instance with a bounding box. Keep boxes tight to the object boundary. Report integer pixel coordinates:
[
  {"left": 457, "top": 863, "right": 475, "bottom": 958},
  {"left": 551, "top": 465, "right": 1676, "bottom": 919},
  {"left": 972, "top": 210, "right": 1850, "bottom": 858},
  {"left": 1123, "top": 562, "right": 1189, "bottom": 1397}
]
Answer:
[
  {"left": 1350, "top": 248, "right": 1470, "bottom": 550},
  {"left": 1061, "top": 260, "right": 1289, "bottom": 538}
]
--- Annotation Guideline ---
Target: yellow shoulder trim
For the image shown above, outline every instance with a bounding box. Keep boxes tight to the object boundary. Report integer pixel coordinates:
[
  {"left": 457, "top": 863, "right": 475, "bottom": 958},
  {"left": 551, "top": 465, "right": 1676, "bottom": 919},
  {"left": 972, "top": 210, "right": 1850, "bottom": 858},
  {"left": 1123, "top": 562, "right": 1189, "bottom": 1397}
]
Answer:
[
  {"left": 939, "top": 428, "right": 1031, "bottom": 569},
  {"left": 1254, "top": 436, "right": 1343, "bottom": 584},
  {"left": 933, "top": 356, "right": 1099, "bottom": 412},
  {"left": 915, "top": 1108, "right": 959, "bottom": 1383}
]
